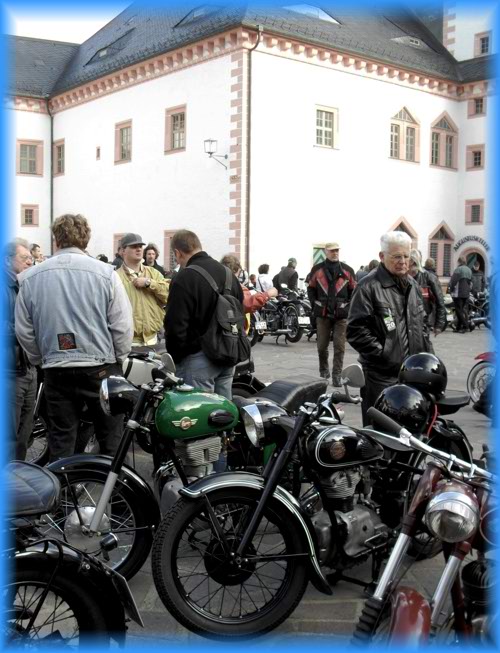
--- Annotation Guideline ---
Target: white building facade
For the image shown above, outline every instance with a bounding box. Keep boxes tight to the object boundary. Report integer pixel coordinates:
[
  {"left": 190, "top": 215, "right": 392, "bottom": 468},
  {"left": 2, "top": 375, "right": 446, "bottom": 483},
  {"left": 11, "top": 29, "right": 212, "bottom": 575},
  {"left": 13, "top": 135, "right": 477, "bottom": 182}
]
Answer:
[{"left": 9, "top": 4, "right": 494, "bottom": 281}]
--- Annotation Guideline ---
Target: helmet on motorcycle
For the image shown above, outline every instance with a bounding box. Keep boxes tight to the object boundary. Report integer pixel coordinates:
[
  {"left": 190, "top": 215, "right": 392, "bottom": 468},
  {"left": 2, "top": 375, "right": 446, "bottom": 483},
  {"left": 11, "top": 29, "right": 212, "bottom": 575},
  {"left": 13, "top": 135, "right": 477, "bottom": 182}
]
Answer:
[
  {"left": 373, "top": 384, "right": 432, "bottom": 434},
  {"left": 398, "top": 353, "right": 447, "bottom": 400}
]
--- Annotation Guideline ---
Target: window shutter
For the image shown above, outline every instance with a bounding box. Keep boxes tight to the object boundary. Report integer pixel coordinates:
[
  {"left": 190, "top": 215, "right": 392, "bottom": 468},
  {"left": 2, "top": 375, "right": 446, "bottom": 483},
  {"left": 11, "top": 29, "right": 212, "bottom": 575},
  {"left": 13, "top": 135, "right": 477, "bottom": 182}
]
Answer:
[
  {"left": 468, "top": 100, "right": 475, "bottom": 117},
  {"left": 36, "top": 143, "right": 43, "bottom": 175},
  {"left": 34, "top": 206, "right": 39, "bottom": 226},
  {"left": 114, "top": 125, "right": 121, "bottom": 162},
  {"left": 165, "top": 112, "right": 172, "bottom": 152},
  {"left": 466, "top": 148, "right": 473, "bottom": 169}
]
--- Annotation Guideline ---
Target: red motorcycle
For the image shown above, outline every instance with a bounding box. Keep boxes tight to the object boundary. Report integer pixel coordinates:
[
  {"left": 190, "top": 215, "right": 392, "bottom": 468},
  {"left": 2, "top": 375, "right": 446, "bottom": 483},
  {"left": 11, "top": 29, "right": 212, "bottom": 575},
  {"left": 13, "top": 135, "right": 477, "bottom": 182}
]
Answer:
[
  {"left": 467, "top": 352, "right": 495, "bottom": 403},
  {"left": 353, "top": 407, "right": 494, "bottom": 645}
]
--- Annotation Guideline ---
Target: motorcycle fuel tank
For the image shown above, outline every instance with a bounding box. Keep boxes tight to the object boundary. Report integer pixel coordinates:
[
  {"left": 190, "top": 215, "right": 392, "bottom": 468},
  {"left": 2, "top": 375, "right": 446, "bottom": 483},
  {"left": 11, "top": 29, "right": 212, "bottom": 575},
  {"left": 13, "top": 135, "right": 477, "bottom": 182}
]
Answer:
[
  {"left": 155, "top": 388, "right": 238, "bottom": 440},
  {"left": 304, "top": 425, "right": 384, "bottom": 470}
]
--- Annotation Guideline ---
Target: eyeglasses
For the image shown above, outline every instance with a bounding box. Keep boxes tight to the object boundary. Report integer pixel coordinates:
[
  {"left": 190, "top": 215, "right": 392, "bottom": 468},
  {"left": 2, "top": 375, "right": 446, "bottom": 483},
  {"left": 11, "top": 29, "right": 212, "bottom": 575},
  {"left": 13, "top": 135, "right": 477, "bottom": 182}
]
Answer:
[
  {"left": 388, "top": 254, "right": 410, "bottom": 262},
  {"left": 18, "top": 255, "right": 33, "bottom": 262}
]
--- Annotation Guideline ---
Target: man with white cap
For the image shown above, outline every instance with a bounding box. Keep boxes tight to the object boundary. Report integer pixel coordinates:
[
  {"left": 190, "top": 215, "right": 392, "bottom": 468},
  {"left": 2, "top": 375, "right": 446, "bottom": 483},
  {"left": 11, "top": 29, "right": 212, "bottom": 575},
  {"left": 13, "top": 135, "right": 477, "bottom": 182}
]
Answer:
[{"left": 307, "top": 242, "right": 356, "bottom": 386}]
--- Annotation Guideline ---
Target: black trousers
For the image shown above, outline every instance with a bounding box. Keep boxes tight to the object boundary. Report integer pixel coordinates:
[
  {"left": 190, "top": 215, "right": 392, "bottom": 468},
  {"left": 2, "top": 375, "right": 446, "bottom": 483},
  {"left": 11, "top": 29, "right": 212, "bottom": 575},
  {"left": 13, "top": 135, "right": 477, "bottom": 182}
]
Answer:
[
  {"left": 44, "top": 363, "right": 123, "bottom": 462},
  {"left": 360, "top": 367, "right": 398, "bottom": 426},
  {"left": 453, "top": 297, "right": 468, "bottom": 331}
]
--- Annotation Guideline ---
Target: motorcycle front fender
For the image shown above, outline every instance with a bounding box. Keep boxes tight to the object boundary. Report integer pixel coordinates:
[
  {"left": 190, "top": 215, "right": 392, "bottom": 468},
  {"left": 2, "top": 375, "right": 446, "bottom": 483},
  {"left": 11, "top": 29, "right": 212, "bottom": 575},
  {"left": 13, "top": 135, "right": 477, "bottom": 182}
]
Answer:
[
  {"left": 179, "top": 471, "right": 332, "bottom": 595},
  {"left": 15, "top": 545, "right": 132, "bottom": 640},
  {"left": 47, "top": 454, "right": 161, "bottom": 528},
  {"left": 388, "top": 587, "right": 431, "bottom": 644}
]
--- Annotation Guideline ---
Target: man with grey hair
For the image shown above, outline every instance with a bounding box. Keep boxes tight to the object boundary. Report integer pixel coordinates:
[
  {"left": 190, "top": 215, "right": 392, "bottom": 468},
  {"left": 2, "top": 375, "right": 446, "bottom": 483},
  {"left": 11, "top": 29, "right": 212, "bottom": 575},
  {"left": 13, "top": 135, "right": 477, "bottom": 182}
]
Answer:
[
  {"left": 6, "top": 237, "right": 36, "bottom": 459},
  {"left": 347, "top": 230, "right": 432, "bottom": 424}
]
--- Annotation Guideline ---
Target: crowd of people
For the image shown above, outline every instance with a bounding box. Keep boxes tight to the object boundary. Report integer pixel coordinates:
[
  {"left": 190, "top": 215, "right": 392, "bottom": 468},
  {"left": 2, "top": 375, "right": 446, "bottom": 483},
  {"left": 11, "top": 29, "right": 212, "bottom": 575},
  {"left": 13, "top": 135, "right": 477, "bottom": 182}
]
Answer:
[{"left": 7, "top": 215, "right": 491, "bottom": 464}]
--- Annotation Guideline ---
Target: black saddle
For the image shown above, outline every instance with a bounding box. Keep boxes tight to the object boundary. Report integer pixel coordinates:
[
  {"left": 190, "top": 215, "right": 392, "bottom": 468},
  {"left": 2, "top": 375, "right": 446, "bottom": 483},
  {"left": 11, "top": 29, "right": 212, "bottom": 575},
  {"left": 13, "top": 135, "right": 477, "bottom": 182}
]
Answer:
[
  {"left": 7, "top": 462, "right": 60, "bottom": 517},
  {"left": 234, "top": 375, "right": 328, "bottom": 414},
  {"left": 436, "top": 392, "right": 470, "bottom": 416}
]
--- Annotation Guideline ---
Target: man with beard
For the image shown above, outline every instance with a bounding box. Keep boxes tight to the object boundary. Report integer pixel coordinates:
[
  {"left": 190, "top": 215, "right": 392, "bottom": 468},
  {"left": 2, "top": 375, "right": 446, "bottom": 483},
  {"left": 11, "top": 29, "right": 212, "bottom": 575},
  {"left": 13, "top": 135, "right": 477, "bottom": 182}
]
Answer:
[
  {"left": 347, "top": 231, "right": 432, "bottom": 424},
  {"left": 307, "top": 243, "right": 356, "bottom": 386}
]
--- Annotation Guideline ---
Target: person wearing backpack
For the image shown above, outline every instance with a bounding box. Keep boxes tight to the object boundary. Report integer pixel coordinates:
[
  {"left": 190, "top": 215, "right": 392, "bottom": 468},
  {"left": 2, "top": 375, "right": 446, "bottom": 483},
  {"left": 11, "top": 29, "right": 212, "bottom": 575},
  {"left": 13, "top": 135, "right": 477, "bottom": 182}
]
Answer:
[{"left": 164, "top": 230, "right": 245, "bottom": 399}]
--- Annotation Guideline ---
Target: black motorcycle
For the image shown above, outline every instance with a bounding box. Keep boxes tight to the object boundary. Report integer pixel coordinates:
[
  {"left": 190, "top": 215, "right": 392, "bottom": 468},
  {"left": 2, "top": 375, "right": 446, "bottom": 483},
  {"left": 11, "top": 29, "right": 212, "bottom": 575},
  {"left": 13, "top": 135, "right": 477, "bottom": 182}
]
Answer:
[
  {"left": 150, "top": 364, "right": 474, "bottom": 638},
  {"left": 5, "top": 461, "right": 143, "bottom": 646},
  {"left": 249, "top": 286, "right": 310, "bottom": 345}
]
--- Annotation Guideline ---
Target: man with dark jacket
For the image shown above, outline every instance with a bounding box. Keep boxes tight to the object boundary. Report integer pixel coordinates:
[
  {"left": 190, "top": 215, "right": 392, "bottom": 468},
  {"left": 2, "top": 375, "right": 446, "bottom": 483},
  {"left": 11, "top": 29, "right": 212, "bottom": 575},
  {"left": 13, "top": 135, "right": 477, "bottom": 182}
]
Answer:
[
  {"left": 164, "top": 230, "right": 243, "bottom": 399},
  {"left": 307, "top": 243, "right": 356, "bottom": 385},
  {"left": 347, "top": 231, "right": 432, "bottom": 424},
  {"left": 144, "top": 243, "right": 166, "bottom": 277},
  {"left": 471, "top": 261, "right": 485, "bottom": 296},
  {"left": 273, "top": 258, "right": 298, "bottom": 291},
  {"left": 6, "top": 238, "right": 36, "bottom": 460},
  {"left": 449, "top": 256, "right": 473, "bottom": 333},
  {"left": 409, "top": 249, "right": 446, "bottom": 335}
]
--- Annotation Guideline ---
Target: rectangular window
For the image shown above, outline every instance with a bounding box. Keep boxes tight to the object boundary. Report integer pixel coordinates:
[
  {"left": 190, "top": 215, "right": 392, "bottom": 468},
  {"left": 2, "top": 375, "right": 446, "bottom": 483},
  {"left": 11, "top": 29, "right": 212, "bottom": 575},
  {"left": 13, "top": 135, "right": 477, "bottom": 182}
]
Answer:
[
  {"left": 405, "top": 126, "right": 415, "bottom": 161},
  {"left": 431, "top": 132, "right": 440, "bottom": 165},
  {"left": 443, "top": 244, "right": 452, "bottom": 277},
  {"left": 429, "top": 242, "right": 438, "bottom": 263},
  {"left": 53, "top": 139, "right": 65, "bottom": 176},
  {"left": 480, "top": 36, "right": 490, "bottom": 54},
  {"left": 474, "top": 31, "right": 492, "bottom": 57},
  {"left": 465, "top": 199, "right": 484, "bottom": 225},
  {"left": 466, "top": 144, "right": 485, "bottom": 170},
  {"left": 474, "top": 98, "right": 484, "bottom": 114},
  {"left": 165, "top": 105, "right": 187, "bottom": 154},
  {"left": 21, "top": 204, "right": 39, "bottom": 227},
  {"left": 473, "top": 151, "right": 482, "bottom": 167},
  {"left": 389, "top": 123, "right": 400, "bottom": 158},
  {"left": 445, "top": 135, "right": 453, "bottom": 168},
  {"left": 96, "top": 146, "right": 101, "bottom": 160},
  {"left": 316, "top": 109, "right": 334, "bottom": 147},
  {"left": 114, "top": 120, "right": 132, "bottom": 164},
  {"left": 20, "top": 144, "right": 37, "bottom": 174},
  {"left": 17, "top": 140, "right": 43, "bottom": 176}
]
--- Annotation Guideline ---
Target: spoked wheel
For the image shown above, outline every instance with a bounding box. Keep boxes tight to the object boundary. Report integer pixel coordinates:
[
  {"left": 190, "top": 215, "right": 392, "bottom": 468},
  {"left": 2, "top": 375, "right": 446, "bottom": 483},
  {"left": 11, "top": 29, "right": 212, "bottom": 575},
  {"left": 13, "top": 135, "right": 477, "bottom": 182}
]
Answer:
[
  {"left": 152, "top": 488, "right": 309, "bottom": 638},
  {"left": 467, "top": 361, "right": 495, "bottom": 403},
  {"left": 26, "top": 416, "right": 49, "bottom": 466},
  {"left": 40, "top": 471, "right": 153, "bottom": 580},
  {"left": 284, "top": 306, "right": 303, "bottom": 343},
  {"left": 5, "top": 559, "right": 110, "bottom": 647},
  {"left": 406, "top": 435, "right": 472, "bottom": 560}
]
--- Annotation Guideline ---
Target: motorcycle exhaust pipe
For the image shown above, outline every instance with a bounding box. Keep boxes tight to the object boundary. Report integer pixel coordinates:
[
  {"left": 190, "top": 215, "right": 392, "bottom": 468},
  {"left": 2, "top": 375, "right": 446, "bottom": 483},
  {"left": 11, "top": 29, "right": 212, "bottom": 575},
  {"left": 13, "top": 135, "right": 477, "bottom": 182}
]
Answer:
[{"left": 274, "top": 329, "right": 292, "bottom": 334}]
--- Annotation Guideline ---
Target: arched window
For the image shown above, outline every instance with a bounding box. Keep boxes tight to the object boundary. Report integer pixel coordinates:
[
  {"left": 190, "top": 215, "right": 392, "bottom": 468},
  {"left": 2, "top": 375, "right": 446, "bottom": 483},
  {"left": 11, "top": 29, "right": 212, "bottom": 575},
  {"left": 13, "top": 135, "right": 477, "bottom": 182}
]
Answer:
[
  {"left": 428, "top": 222, "right": 455, "bottom": 277},
  {"left": 389, "top": 108, "right": 420, "bottom": 162},
  {"left": 430, "top": 112, "right": 458, "bottom": 170}
]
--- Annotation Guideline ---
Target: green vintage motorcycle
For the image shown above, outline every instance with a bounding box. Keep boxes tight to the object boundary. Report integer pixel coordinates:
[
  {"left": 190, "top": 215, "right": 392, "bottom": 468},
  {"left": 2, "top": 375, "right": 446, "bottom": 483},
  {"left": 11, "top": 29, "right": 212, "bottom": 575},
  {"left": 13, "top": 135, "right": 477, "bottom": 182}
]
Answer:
[{"left": 42, "top": 355, "right": 327, "bottom": 580}]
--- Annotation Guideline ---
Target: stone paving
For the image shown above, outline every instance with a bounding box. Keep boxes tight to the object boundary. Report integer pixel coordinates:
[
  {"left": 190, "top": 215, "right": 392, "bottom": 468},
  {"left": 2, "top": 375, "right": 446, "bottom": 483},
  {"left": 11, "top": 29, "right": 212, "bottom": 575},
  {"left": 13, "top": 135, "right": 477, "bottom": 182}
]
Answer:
[{"left": 126, "top": 327, "right": 492, "bottom": 645}]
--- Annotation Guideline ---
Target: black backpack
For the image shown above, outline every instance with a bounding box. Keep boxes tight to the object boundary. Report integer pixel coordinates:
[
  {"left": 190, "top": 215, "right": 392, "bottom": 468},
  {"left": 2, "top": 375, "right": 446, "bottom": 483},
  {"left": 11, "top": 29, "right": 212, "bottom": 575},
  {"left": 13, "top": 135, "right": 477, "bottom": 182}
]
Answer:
[{"left": 190, "top": 265, "right": 250, "bottom": 367}]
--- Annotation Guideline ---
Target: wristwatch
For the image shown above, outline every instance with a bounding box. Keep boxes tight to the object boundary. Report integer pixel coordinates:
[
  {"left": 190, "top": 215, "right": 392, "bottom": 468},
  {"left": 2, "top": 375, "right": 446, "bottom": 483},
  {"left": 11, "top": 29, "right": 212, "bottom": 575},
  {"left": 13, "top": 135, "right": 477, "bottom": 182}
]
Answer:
[{"left": 145, "top": 278, "right": 151, "bottom": 288}]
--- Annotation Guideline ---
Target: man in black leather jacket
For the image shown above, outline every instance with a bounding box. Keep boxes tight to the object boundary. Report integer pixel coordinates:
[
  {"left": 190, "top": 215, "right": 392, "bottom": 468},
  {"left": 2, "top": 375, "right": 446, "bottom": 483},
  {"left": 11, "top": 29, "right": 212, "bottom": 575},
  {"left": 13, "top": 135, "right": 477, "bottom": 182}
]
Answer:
[{"left": 347, "top": 231, "right": 432, "bottom": 424}]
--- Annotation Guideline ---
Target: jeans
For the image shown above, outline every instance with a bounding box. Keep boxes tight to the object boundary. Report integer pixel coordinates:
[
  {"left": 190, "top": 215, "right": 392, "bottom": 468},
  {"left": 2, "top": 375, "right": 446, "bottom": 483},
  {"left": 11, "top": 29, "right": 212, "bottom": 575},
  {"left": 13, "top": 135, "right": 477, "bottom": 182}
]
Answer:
[
  {"left": 316, "top": 317, "right": 347, "bottom": 378},
  {"left": 12, "top": 366, "right": 37, "bottom": 461},
  {"left": 44, "top": 363, "right": 124, "bottom": 462},
  {"left": 176, "top": 351, "right": 234, "bottom": 400}
]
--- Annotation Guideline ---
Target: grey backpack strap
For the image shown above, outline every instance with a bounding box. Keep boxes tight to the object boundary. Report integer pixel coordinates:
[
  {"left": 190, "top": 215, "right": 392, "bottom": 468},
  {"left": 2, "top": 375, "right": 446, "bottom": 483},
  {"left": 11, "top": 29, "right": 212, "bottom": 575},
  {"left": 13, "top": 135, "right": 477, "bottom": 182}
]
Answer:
[{"left": 190, "top": 265, "right": 219, "bottom": 293}]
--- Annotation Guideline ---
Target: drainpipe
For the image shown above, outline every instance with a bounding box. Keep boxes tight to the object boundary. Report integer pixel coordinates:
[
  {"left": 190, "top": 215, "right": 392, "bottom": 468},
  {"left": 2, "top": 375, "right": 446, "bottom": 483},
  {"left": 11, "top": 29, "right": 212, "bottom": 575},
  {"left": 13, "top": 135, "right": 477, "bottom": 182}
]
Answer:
[
  {"left": 244, "top": 25, "right": 263, "bottom": 270},
  {"left": 46, "top": 97, "right": 54, "bottom": 254}
]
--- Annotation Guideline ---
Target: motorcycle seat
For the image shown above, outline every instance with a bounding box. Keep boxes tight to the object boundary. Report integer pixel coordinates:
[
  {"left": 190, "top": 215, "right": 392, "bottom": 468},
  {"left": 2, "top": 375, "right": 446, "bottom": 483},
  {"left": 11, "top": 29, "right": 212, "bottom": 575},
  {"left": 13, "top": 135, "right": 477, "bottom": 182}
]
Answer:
[
  {"left": 239, "top": 375, "right": 328, "bottom": 414},
  {"left": 6, "top": 461, "right": 61, "bottom": 517},
  {"left": 436, "top": 392, "right": 470, "bottom": 416}
]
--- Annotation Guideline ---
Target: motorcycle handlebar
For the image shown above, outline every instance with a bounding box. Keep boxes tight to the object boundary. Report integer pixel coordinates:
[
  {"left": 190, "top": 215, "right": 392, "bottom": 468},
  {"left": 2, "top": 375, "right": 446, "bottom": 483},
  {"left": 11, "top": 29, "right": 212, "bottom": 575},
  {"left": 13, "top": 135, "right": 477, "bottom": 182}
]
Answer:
[
  {"left": 367, "top": 407, "right": 403, "bottom": 436},
  {"left": 330, "top": 390, "right": 361, "bottom": 405}
]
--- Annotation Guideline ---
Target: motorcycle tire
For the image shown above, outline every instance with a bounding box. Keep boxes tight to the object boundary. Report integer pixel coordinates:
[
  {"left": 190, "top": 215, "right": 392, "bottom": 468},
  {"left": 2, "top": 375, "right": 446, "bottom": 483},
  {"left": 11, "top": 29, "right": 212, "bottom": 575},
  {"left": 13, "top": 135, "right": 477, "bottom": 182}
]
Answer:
[
  {"left": 6, "top": 558, "right": 111, "bottom": 647},
  {"left": 248, "top": 315, "right": 260, "bottom": 347},
  {"left": 467, "top": 361, "right": 495, "bottom": 403},
  {"left": 406, "top": 435, "right": 472, "bottom": 560},
  {"left": 41, "top": 469, "right": 153, "bottom": 580},
  {"left": 284, "top": 306, "right": 303, "bottom": 343},
  {"left": 352, "top": 596, "right": 390, "bottom": 644},
  {"left": 151, "top": 487, "right": 309, "bottom": 638}
]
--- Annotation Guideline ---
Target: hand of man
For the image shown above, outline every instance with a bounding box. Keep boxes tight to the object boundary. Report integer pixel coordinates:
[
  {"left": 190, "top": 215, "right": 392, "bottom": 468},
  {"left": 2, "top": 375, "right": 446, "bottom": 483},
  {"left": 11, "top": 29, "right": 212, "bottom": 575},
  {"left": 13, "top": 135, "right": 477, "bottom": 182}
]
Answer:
[
  {"left": 267, "top": 288, "right": 278, "bottom": 299},
  {"left": 132, "top": 277, "right": 150, "bottom": 289},
  {"left": 433, "top": 327, "right": 442, "bottom": 337}
]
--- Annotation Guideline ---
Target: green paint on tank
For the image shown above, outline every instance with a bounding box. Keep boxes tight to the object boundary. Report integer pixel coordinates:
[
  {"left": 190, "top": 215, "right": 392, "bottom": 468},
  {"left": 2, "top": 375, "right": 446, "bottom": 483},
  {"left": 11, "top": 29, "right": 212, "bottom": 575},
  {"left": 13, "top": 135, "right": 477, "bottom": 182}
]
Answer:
[{"left": 155, "top": 387, "right": 239, "bottom": 440}]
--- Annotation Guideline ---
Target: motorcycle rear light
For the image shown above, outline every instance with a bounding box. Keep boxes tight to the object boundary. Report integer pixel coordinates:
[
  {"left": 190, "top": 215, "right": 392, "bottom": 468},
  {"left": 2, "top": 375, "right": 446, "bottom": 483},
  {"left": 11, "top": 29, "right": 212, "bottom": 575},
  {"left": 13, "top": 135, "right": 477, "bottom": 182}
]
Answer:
[{"left": 425, "top": 490, "right": 479, "bottom": 543}]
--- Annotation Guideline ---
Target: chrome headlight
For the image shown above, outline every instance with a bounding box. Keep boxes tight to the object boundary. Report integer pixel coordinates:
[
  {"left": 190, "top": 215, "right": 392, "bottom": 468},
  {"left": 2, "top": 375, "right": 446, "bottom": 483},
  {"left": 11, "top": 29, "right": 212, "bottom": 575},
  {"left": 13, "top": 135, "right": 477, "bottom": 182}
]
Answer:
[
  {"left": 100, "top": 378, "right": 111, "bottom": 415},
  {"left": 241, "top": 404, "right": 265, "bottom": 447},
  {"left": 425, "top": 490, "right": 480, "bottom": 543}
]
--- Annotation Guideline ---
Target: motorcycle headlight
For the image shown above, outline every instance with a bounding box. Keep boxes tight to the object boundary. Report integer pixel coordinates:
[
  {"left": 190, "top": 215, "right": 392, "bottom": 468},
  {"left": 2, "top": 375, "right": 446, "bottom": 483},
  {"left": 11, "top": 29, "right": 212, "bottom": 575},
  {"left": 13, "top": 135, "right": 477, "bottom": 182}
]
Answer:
[
  {"left": 99, "top": 379, "right": 111, "bottom": 415},
  {"left": 241, "top": 404, "right": 265, "bottom": 447},
  {"left": 425, "top": 490, "right": 480, "bottom": 543},
  {"left": 99, "top": 376, "right": 140, "bottom": 417}
]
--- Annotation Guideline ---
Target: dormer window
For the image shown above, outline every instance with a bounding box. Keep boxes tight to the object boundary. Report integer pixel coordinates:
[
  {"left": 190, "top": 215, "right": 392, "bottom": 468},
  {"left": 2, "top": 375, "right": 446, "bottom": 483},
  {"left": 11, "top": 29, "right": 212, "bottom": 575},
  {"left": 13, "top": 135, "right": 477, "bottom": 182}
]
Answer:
[
  {"left": 86, "top": 30, "right": 134, "bottom": 65},
  {"left": 284, "top": 5, "right": 340, "bottom": 24},
  {"left": 175, "top": 5, "right": 222, "bottom": 27}
]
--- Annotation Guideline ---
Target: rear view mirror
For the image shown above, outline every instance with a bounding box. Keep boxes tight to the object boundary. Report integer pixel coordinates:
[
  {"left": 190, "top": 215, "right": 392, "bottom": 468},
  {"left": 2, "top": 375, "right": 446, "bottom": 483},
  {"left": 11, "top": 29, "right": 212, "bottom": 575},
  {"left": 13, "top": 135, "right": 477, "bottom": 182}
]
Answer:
[
  {"left": 341, "top": 364, "right": 365, "bottom": 388},
  {"left": 161, "top": 353, "right": 176, "bottom": 373}
]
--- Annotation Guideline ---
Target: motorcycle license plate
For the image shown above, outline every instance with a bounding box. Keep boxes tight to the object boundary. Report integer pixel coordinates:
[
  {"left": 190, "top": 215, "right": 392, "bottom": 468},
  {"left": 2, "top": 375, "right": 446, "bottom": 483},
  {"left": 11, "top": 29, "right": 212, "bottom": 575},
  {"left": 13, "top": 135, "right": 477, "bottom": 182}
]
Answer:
[
  {"left": 255, "top": 321, "right": 267, "bottom": 330},
  {"left": 447, "top": 314, "right": 454, "bottom": 321},
  {"left": 298, "top": 316, "right": 310, "bottom": 325},
  {"left": 107, "top": 566, "right": 144, "bottom": 627}
]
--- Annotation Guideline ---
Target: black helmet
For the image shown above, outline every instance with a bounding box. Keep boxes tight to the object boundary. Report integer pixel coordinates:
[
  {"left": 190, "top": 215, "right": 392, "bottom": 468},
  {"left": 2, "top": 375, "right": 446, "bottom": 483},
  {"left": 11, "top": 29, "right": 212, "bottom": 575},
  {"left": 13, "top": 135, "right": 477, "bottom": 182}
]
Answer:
[
  {"left": 398, "top": 353, "right": 447, "bottom": 400},
  {"left": 373, "top": 384, "right": 432, "bottom": 434}
]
